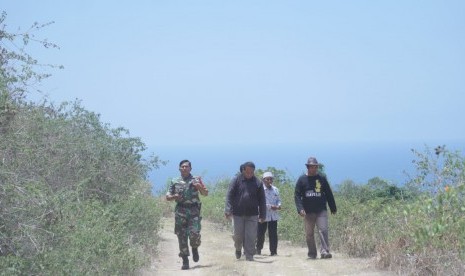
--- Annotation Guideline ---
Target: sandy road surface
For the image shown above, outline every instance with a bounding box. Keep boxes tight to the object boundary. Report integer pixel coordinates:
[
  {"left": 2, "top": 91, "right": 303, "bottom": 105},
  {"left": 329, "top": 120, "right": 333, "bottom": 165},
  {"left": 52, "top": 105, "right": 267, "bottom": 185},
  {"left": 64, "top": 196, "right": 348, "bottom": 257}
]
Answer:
[{"left": 140, "top": 217, "right": 393, "bottom": 276}]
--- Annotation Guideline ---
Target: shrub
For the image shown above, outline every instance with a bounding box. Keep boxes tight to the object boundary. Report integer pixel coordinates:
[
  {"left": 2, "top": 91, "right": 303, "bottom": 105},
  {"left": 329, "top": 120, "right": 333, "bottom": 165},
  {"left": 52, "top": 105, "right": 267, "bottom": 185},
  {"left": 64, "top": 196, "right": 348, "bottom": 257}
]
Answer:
[
  {"left": 274, "top": 181, "right": 306, "bottom": 245},
  {"left": 200, "top": 178, "right": 231, "bottom": 226},
  {"left": 199, "top": 148, "right": 465, "bottom": 275},
  {"left": 1, "top": 13, "right": 164, "bottom": 275},
  {"left": 35, "top": 196, "right": 162, "bottom": 275},
  {"left": 374, "top": 147, "right": 465, "bottom": 275},
  {"left": 0, "top": 102, "right": 164, "bottom": 274}
]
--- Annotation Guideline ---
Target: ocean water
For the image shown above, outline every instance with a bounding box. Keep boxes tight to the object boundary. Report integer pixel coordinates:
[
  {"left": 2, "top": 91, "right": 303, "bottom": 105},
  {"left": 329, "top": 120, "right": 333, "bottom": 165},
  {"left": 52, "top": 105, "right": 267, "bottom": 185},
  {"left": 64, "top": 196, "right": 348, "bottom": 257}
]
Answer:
[{"left": 148, "top": 141, "right": 465, "bottom": 194}]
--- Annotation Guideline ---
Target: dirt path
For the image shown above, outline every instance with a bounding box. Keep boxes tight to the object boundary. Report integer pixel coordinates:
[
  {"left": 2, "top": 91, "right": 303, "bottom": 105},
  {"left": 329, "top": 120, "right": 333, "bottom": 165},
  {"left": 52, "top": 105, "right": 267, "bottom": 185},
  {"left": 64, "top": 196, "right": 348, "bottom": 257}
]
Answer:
[{"left": 141, "top": 217, "right": 393, "bottom": 275}]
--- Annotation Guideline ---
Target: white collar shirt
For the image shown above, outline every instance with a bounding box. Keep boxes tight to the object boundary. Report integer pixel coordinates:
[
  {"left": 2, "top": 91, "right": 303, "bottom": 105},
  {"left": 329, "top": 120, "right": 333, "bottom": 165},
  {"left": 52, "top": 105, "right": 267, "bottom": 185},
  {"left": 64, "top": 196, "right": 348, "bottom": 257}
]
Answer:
[{"left": 263, "top": 185, "right": 281, "bottom": 221}]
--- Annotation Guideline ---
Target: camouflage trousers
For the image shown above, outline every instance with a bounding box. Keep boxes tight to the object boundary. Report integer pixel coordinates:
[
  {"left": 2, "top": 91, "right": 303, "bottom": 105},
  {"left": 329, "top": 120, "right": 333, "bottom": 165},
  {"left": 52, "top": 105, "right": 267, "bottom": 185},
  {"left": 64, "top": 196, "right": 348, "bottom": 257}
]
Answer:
[{"left": 174, "top": 205, "right": 202, "bottom": 257}]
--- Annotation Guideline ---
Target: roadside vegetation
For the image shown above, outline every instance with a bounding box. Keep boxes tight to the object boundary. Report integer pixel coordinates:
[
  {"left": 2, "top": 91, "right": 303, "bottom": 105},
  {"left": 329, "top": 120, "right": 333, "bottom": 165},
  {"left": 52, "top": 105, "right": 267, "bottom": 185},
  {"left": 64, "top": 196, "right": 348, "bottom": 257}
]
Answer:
[
  {"left": 199, "top": 149, "right": 465, "bottom": 275},
  {"left": 1, "top": 13, "right": 165, "bottom": 275},
  {"left": 3, "top": 12, "right": 464, "bottom": 276}
]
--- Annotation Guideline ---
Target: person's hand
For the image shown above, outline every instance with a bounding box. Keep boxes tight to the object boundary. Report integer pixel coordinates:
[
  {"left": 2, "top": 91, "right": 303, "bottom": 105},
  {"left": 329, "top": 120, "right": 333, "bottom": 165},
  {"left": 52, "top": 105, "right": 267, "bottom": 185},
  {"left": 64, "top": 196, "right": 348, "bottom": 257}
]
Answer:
[
  {"left": 299, "top": 209, "right": 306, "bottom": 217},
  {"left": 166, "top": 194, "right": 180, "bottom": 201},
  {"left": 193, "top": 181, "right": 203, "bottom": 190},
  {"left": 258, "top": 218, "right": 265, "bottom": 223},
  {"left": 193, "top": 182, "right": 208, "bottom": 195},
  {"left": 225, "top": 213, "right": 232, "bottom": 220},
  {"left": 271, "top": 205, "right": 277, "bottom": 210}
]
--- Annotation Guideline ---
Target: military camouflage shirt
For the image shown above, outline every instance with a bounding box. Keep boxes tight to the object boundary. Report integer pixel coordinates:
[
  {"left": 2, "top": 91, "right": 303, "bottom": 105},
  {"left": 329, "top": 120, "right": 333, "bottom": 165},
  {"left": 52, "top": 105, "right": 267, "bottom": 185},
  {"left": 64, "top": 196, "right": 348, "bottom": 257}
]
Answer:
[{"left": 166, "top": 174, "right": 202, "bottom": 206}]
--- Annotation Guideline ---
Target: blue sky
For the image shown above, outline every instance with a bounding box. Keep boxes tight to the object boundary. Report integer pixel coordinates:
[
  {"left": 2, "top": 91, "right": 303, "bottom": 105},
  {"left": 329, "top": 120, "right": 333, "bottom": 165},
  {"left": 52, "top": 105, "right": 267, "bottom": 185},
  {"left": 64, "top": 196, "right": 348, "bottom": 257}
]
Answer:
[{"left": 3, "top": 1, "right": 465, "bottom": 148}]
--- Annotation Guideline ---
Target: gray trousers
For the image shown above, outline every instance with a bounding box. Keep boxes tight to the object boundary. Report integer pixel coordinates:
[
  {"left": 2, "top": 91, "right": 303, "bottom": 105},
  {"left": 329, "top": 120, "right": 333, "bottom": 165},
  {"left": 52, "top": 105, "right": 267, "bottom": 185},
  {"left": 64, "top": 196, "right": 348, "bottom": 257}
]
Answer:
[
  {"left": 233, "top": 215, "right": 258, "bottom": 258},
  {"left": 304, "top": 210, "right": 330, "bottom": 257}
]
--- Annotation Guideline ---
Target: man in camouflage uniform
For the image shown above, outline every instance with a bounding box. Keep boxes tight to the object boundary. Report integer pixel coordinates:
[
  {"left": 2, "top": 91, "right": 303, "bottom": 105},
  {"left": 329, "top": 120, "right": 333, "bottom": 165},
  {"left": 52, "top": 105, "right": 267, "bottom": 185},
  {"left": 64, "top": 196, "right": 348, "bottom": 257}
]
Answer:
[{"left": 166, "top": 160, "right": 208, "bottom": 270}]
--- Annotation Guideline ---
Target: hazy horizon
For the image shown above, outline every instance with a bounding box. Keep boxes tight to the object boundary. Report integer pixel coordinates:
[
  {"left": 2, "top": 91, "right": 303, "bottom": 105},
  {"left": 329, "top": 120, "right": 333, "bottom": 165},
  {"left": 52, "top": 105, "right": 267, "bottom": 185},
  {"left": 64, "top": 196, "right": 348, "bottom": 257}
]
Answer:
[{"left": 148, "top": 140, "right": 465, "bottom": 193}]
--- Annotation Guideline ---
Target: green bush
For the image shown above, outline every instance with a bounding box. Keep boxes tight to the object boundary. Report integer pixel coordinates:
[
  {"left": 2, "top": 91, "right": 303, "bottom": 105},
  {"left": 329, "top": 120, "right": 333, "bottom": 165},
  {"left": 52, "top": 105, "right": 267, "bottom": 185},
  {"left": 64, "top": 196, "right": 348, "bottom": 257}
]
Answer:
[
  {"left": 201, "top": 178, "right": 231, "bottom": 226},
  {"left": 0, "top": 101, "right": 164, "bottom": 275},
  {"left": 274, "top": 181, "right": 306, "bottom": 245},
  {"left": 199, "top": 150, "right": 464, "bottom": 275},
  {"left": 374, "top": 183, "right": 465, "bottom": 275},
  {"left": 34, "top": 196, "right": 162, "bottom": 275},
  {"left": 0, "top": 13, "right": 163, "bottom": 275}
]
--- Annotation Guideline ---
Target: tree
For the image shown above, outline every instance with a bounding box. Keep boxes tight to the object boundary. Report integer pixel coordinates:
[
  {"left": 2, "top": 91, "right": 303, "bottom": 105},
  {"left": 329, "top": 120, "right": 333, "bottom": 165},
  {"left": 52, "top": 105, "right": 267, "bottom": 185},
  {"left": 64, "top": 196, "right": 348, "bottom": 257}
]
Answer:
[
  {"left": 255, "top": 166, "right": 293, "bottom": 184},
  {"left": 1, "top": 11, "right": 62, "bottom": 135},
  {"left": 0, "top": 11, "right": 62, "bottom": 102},
  {"left": 407, "top": 145, "right": 465, "bottom": 194}
]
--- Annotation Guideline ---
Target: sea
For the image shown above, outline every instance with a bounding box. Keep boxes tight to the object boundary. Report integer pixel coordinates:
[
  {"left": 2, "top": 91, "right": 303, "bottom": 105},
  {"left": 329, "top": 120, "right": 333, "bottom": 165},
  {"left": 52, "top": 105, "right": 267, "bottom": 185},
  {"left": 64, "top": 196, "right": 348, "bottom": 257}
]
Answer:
[{"left": 147, "top": 141, "right": 465, "bottom": 194}]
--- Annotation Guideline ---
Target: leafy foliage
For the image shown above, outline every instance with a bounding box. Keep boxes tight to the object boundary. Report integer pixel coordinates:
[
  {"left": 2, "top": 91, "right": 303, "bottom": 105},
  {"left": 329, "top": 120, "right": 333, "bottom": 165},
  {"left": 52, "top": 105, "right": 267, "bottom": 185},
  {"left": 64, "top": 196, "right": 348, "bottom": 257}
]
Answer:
[
  {"left": 255, "top": 167, "right": 293, "bottom": 184},
  {"left": 407, "top": 145, "right": 465, "bottom": 195},
  {"left": 0, "top": 11, "right": 63, "bottom": 103},
  {"left": 200, "top": 147, "right": 465, "bottom": 275},
  {"left": 1, "top": 13, "right": 164, "bottom": 275},
  {"left": 200, "top": 178, "right": 231, "bottom": 226},
  {"left": 338, "top": 177, "right": 419, "bottom": 203},
  {"left": 371, "top": 147, "right": 465, "bottom": 275},
  {"left": 0, "top": 99, "right": 164, "bottom": 275}
]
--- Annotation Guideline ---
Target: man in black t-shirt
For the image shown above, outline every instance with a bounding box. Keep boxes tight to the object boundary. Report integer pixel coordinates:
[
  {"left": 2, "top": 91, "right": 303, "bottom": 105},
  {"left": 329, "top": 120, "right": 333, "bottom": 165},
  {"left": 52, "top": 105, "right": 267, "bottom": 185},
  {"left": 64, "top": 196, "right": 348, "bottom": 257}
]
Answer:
[
  {"left": 294, "top": 157, "right": 337, "bottom": 259},
  {"left": 225, "top": 161, "right": 266, "bottom": 261}
]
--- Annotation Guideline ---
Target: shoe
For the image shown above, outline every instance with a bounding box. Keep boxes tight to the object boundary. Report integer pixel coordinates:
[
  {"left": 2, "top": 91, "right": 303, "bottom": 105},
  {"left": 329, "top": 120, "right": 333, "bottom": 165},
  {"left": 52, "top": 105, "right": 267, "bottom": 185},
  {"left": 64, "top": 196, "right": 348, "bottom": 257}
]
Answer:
[
  {"left": 246, "top": 256, "right": 254, "bottom": 261},
  {"left": 321, "top": 252, "right": 332, "bottom": 259},
  {"left": 270, "top": 252, "right": 277, "bottom": 256},
  {"left": 235, "top": 250, "right": 241, "bottom": 259},
  {"left": 256, "top": 249, "right": 261, "bottom": 255},
  {"left": 181, "top": 256, "right": 189, "bottom": 270},
  {"left": 307, "top": 252, "right": 316, "bottom": 259},
  {"left": 192, "top": 248, "right": 199, "bottom": 262}
]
